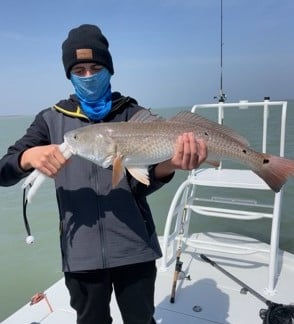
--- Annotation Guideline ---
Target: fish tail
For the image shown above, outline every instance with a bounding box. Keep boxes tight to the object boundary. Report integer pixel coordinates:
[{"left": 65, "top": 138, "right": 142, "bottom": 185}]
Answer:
[{"left": 254, "top": 155, "right": 294, "bottom": 192}]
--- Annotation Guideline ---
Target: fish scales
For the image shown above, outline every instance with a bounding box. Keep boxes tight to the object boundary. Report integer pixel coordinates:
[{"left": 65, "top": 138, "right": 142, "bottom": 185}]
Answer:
[
  {"left": 108, "top": 122, "right": 193, "bottom": 165},
  {"left": 64, "top": 109, "right": 294, "bottom": 192}
]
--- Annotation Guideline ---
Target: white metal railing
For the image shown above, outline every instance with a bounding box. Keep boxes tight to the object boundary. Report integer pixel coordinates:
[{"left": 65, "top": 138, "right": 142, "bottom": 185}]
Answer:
[
  {"left": 191, "top": 99, "right": 287, "bottom": 157},
  {"left": 160, "top": 99, "right": 288, "bottom": 294}
]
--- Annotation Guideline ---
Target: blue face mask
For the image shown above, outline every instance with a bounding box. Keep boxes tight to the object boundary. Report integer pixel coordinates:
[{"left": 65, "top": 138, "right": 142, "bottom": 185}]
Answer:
[{"left": 70, "top": 68, "right": 112, "bottom": 121}]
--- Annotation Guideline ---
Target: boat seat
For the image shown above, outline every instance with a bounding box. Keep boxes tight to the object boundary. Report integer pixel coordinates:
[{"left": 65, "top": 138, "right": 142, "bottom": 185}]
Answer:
[{"left": 190, "top": 168, "right": 269, "bottom": 190}]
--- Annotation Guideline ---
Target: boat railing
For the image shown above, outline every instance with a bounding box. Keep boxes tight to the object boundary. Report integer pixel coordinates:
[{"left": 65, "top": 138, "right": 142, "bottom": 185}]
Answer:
[{"left": 160, "top": 99, "right": 288, "bottom": 295}]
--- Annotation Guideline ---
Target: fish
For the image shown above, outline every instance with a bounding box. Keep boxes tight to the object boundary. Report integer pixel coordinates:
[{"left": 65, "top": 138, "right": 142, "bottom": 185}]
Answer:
[{"left": 63, "top": 109, "right": 294, "bottom": 193}]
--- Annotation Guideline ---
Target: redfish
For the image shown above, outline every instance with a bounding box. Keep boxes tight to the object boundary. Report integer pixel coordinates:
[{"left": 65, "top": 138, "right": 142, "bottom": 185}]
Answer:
[{"left": 63, "top": 109, "right": 294, "bottom": 192}]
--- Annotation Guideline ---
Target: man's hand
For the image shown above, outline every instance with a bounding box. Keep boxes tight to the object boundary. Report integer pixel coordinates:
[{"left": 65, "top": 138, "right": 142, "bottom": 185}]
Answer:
[
  {"left": 20, "top": 144, "right": 67, "bottom": 177},
  {"left": 155, "top": 132, "right": 207, "bottom": 179}
]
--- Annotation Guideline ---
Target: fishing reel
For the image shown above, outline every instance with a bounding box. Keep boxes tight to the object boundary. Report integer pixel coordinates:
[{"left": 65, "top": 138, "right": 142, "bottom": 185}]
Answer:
[{"left": 260, "top": 303, "right": 294, "bottom": 324}]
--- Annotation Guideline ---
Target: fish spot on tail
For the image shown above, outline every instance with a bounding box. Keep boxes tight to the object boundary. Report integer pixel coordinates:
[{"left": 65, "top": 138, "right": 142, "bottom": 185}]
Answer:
[
  {"left": 254, "top": 155, "right": 294, "bottom": 192},
  {"left": 263, "top": 159, "right": 270, "bottom": 164},
  {"left": 242, "top": 149, "right": 247, "bottom": 154}
]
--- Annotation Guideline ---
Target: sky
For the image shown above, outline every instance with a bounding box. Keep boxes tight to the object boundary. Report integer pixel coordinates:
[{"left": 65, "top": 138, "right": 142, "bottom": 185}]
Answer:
[{"left": 0, "top": 0, "right": 293, "bottom": 115}]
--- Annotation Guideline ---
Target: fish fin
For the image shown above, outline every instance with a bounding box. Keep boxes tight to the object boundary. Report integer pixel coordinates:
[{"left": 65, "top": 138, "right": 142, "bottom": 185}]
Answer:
[
  {"left": 205, "top": 160, "right": 221, "bottom": 168},
  {"left": 169, "top": 111, "right": 250, "bottom": 146},
  {"left": 127, "top": 166, "right": 150, "bottom": 186},
  {"left": 112, "top": 153, "right": 125, "bottom": 188},
  {"left": 129, "top": 109, "right": 164, "bottom": 123},
  {"left": 254, "top": 154, "right": 294, "bottom": 192}
]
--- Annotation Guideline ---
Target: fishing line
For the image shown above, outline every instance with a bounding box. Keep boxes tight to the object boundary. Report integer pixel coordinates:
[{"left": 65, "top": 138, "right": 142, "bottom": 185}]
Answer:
[
  {"left": 22, "top": 186, "right": 34, "bottom": 244},
  {"left": 200, "top": 254, "right": 294, "bottom": 324}
]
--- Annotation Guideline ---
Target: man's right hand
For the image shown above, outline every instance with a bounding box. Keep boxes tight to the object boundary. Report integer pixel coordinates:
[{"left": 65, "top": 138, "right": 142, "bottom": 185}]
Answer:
[{"left": 20, "top": 144, "right": 67, "bottom": 177}]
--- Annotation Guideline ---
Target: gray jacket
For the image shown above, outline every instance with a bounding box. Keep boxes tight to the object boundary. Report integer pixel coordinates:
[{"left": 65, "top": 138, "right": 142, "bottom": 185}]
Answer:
[{"left": 0, "top": 93, "right": 173, "bottom": 272}]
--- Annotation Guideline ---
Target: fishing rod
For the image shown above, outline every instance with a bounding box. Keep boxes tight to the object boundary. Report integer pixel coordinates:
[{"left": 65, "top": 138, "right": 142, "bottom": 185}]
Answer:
[
  {"left": 200, "top": 254, "right": 294, "bottom": 323},
  {"left": 170, "top": 206, "right": 191, "bottom": 303},
  {"left": 214, "top": 0, "right": 226, "bottom": 103},
  {"left": 170, "top": 247, "right": 183, "bottom": 303}
]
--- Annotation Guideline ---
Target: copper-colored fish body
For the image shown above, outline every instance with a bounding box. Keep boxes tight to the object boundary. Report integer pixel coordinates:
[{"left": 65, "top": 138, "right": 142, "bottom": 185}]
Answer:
[{"left": 64, "top": 110, "right": 294, "bottom": 192}]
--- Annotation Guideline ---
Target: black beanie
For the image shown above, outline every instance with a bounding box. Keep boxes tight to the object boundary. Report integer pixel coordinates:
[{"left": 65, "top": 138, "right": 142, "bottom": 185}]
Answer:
[{"left": 62, "top": 24, "right": 114, "bottom": 79}]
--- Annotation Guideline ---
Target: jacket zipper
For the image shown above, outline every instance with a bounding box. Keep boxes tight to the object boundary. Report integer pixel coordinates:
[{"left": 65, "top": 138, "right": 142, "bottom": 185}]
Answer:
[{"left": 93, "top": 164, "right": 107, "bottom": 268}]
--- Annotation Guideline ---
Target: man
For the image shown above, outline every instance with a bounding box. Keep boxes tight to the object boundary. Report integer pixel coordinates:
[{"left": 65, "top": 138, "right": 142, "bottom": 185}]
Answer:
[{"left": 0, "top": 24, "right": 207, "bottom": 323}]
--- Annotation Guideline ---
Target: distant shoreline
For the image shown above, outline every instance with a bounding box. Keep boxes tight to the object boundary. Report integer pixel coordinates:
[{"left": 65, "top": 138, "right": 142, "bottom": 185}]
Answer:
[
  {"left": 1, "top": 98, "right": 293, "bottom": 118},
  {"left": 0, "top": 115, "right": 32, "bottom": 118}
]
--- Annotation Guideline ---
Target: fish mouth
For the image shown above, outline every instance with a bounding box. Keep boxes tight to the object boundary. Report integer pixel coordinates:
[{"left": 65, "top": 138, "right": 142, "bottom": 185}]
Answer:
[{"left": 63, "top": 138, "right": 77, "bottom": 155}]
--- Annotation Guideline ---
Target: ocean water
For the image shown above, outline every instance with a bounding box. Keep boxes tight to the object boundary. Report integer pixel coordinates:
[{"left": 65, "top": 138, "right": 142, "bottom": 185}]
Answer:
[{"left": 0, "top": 101, "right": 294, "bottom": 321}]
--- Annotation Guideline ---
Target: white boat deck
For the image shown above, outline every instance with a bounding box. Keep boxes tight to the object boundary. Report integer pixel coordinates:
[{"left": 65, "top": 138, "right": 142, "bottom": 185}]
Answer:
[{"left": 3, "top": 234, "right": 294, "bottom": 324}]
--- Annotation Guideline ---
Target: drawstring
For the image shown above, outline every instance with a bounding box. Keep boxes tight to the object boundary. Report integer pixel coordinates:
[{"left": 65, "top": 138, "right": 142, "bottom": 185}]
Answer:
[{"left": 22, "top": 186, "right": 35, "bottom": 244}]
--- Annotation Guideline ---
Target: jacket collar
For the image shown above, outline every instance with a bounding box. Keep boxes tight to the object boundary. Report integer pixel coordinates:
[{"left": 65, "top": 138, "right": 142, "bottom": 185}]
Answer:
[{"left": 53, "top": 92, "right": 137, "bottom": 121}]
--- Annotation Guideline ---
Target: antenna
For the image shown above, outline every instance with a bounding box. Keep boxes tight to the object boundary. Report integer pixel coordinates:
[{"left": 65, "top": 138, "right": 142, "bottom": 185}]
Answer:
[{"left": 214, "top": 0, "right": 226, "bottom": 102}]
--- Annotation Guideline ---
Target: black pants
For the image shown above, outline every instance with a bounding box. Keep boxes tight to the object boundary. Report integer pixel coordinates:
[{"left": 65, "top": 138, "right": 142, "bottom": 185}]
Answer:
[{"left": 64, "top": 261, "right": 157, "bottom": 324}]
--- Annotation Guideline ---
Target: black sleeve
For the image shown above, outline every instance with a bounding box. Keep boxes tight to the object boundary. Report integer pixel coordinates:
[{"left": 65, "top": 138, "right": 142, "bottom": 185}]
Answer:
[{"left": 0, "top": 110, "right": 51, "bottom": 186}]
